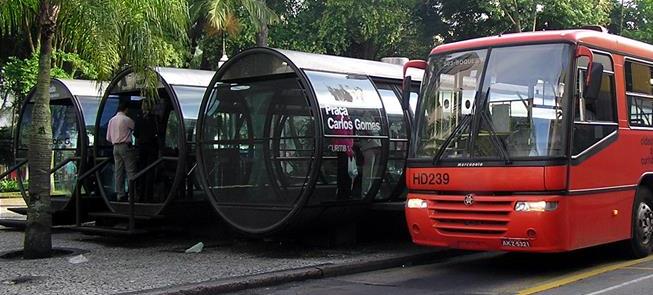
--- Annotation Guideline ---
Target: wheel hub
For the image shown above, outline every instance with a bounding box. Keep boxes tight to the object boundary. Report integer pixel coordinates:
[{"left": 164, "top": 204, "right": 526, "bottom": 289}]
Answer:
[{"left": 637, "top": 202, "right": 653, "bottom": 245}]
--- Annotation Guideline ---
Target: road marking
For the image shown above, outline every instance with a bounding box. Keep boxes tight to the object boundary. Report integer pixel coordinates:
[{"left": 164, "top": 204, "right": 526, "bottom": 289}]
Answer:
[
  {"left": 517, "top": 255, "right": 653, "bottom": 295},
  {"left": 583, "top": 272, "right": 653, "bottom": 295}
]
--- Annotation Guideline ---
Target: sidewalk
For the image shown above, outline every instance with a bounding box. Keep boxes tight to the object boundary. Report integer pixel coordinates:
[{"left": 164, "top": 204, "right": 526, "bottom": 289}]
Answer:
[
  {"left": 0, "top": 197, "right": 25, "bottom": 220},
  {"left": 0, "top": 227, "right": 448, "bottom": 295}
]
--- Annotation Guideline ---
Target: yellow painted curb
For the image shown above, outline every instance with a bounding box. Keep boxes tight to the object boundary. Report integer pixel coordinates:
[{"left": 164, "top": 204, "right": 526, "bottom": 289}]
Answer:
[{"left": 517, "top": 255, "right": 653, "bottom": 295}]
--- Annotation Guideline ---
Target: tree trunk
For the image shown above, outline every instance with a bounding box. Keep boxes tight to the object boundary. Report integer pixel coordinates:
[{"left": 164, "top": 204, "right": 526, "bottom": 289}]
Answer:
[
  {"left": 256, "top": 0, "right": 270, "bottom": 47},
  {"left": 256, "top": 23, "right": 269, "bottom": 47},
  {"left": 24, "top": 0, "right": 59, "bottom": 260}
]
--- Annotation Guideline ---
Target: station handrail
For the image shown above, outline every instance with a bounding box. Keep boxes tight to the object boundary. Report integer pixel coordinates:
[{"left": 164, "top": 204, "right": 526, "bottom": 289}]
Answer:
[
  {"left": 126, "top": 156, "right": 178, "bottom": 231},
  {"left": 74, "top": 158, "right": 111, "bottom": 227},
  {"left": 186, "top": 162, "right": 197, "bottom": 177},
  {"left": 0, "top": 159, "right": 28, "bottom": 180},
  {"left": 50, "top": 156, "right": 79, "bottom": 174}
]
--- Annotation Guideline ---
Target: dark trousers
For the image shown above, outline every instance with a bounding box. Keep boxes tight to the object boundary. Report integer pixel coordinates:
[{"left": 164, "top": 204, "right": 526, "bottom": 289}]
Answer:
[{"left": 336, "top": 152, "right": 351, "bottom": 200}]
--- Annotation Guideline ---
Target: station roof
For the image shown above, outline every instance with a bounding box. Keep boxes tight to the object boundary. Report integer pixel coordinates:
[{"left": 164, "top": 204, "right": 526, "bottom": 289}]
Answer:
[
  {"left": 56, "top": 79, "right": 107, "bottom": 98},
  {"left": 275, "top": 48, "right": 423, "bottom": 82},
  {"left": 431, "top": 29, "right": 653, "bottom": 60},
  {"left": 156, "top": 67, "right": 215, "bottom": 87}
]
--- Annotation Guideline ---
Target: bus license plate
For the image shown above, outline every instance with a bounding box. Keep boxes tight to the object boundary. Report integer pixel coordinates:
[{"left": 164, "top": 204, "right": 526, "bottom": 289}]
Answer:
[{"left": 501, "top": 238, "right": 531, "bottom": 248}]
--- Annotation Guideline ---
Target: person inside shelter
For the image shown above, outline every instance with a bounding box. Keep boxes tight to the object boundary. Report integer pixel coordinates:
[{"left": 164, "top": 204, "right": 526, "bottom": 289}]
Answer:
[
  {"left": 134, "top": 101, "right": 159, "bottom": 202},
  {"left": 106, "top": 101, "right": 137, "bottom": 202}
]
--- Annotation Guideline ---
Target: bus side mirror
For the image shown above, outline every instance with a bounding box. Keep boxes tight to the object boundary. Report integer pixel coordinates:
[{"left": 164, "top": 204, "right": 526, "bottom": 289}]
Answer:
[
  {"left": 402, "top": 60, "right": 427, "bottom": 110},
  {"left": 584, "top": 62, "right": 603, "bottom": 101},
  {"left": 576, "top": 46, "right": 602, "bottom": 100}
]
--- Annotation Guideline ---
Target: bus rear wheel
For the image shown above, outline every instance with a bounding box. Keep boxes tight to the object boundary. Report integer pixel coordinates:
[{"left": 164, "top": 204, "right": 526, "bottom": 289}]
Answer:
[{"left": 624, "top": 186, "right": 653, "bottom": 259}]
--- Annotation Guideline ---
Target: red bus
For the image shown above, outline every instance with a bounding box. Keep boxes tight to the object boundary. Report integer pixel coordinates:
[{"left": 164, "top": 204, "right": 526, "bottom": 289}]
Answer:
[{"left": 403, "top": 28, "right": 653, "bottom": 257}]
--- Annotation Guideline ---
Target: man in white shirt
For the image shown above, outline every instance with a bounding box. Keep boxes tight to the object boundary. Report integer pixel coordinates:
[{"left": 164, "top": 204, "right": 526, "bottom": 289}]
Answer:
[{"left": 106, "top": 102, "right": 136, "bottom": 201}]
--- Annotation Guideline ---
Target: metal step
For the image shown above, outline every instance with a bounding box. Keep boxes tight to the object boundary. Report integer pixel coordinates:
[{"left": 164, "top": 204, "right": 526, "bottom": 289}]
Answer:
[
  {"left": 88, "top": 212, "right": 164, "bottom": 221},
  {"left": 75, "top": 225, "right": 148, "bottom": 236},
  {"left": 7, "top": 207, "right": 27, "bottom": 215},
  {"left": 0, "top": 219, "right": 26, "bottom": 229}
]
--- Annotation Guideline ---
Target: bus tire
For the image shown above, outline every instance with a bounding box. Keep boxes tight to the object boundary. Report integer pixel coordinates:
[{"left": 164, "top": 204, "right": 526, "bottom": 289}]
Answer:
[{"left": 624, "top": 186, "right": 653, "bottom": 258}]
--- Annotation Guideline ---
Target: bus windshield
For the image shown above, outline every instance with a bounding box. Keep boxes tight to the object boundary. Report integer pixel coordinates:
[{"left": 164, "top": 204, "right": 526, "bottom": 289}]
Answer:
[{"left": 413, "top": 43, "right": 573, "bottom": 162}]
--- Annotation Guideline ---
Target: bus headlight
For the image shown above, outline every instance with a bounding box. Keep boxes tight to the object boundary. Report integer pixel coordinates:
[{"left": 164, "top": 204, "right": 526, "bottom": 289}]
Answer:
[
  {"left": 515, "top": 201, "right": 558, "bottom": 212},
  {"left": 407, "top": 198, "right": 428, "bottom": 209}
]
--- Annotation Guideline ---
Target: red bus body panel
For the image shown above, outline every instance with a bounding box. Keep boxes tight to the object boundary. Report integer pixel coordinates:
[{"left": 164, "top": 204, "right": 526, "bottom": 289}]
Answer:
[
  {"left": 406, "top": 191, "right": 633, "bottom": 252},
  {"left": 406, "top": 29, "right": 650, "bottom": 253}
]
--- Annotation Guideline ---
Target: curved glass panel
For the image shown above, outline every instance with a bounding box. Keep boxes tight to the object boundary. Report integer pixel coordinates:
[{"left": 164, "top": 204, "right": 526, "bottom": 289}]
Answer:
[
  {"left": 172, "top": 85, "right": 206, "bottom": 142},
  {"left": 76, "top": 95, "right": 101, "bottom": 146},
  {"left": 200, "top": 73, "right": 315, "bottom": 230},
  {"left": 97, "top": 86, "right": 178, "bottom": 203},
  {"left": 17, "top": 98, "right": 80, "bottom": 197},
  {"left": 305, "top": 70, "right": 386, "bottom": 201},
  {"left": 221, "top": 54, "right": 294, "bottom": 81},
  {"left": 376, "top": 85, "right": 408, "bottom": 201}
]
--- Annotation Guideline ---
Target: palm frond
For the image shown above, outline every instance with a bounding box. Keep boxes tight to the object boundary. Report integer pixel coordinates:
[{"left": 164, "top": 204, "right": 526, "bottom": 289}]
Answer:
[{"left": 0, "top": 0, "right": 38, "bottom": 36}]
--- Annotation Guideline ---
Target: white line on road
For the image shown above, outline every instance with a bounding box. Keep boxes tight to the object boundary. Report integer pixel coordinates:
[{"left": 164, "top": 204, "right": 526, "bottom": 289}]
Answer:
[{"left": 583, "top": 272, "right": 653, "bottom": 295}]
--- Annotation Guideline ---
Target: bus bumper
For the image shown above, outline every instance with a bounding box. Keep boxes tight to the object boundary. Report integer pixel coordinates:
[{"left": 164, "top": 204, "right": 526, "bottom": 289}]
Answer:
[{"left": 405, "top": 193, "right": 570, "bottom": 253}]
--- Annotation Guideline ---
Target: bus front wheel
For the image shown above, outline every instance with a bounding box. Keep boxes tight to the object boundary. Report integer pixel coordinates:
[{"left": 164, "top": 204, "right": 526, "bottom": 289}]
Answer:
[{"left": 625, "top": 186, "right": 653, "bottom": 259}]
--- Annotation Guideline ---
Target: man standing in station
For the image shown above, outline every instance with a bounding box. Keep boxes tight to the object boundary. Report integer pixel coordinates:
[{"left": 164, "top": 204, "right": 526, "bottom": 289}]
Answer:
[{"left": 106, "top": 102, "right": 137, "bottom": 202}]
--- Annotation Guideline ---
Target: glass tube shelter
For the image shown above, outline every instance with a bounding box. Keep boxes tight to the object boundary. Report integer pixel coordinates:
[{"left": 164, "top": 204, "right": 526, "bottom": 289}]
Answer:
[
  {"left": 93, "top": 67, "right": 214, "bottom": 216},
  {"left": 14, "top": 79, "right": 105, "bottom": 212},
  {"left": 196, "top": 48, "right": 421, "bottom": 236}
]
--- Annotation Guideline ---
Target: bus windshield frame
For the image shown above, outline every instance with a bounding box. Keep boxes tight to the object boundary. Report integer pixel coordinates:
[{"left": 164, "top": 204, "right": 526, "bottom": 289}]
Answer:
[{"left": 411, "top": 43, "right": 573, "bottom": 164}]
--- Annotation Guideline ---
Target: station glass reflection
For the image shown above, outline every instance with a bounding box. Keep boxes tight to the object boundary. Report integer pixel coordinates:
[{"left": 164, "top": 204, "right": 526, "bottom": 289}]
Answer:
[
  {"left": 201, "top": 76, "right": 314, "bottom": 207},
  {"left": 305, "top": 70, "right": 387, "bottom": 201},
  {"left": 376, "top": 84, "right": 409, "bottom": 200},
  {"left": 17, "top": 98, "right": 80, "bottom": 197},
  {"left": 96, "top": 89, "right": 179, "bottom": 202}
]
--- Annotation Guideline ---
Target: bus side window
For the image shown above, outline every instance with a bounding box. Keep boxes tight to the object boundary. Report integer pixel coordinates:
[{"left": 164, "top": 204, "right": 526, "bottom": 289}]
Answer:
[
  {"left": 573, "top": 53, "right": 618, "bottom": 156},
  {"left": 626, "top": 61, "right": 653, "bottom": 127}
]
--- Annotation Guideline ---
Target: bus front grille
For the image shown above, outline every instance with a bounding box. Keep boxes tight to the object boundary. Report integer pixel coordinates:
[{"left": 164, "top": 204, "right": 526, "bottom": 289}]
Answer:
[{"left": 428, "top": 197, "right": 513, "bottom": 236}]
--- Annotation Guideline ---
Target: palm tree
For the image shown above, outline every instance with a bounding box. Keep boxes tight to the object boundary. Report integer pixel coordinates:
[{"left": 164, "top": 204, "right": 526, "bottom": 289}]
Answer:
[
  {"left": 190, "top": 0, "right": 278, "bottom": 49},
  {"left": 0, "top": 0, "right": 189, "bottom": 259}
]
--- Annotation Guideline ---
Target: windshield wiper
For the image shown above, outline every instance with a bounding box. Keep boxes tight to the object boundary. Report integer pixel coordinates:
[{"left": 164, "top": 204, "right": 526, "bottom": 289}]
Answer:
[
  {"left": 432, "top": 114, "right": 472, "bottom": 165},
  {"left": 473, "top": 86, "right": 511, "bottom": 164},
  {"left": 478, "top": 110, "right": 512, "bottom": 164},
  {"left": 432, "top": 86, "right": 487, "bottom": 165}
]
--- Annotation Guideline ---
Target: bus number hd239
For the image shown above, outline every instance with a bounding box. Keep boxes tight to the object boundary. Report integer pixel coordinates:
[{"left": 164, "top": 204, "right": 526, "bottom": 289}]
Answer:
[{"left": 412, "top": 173, "right": 450, "bottom": 185}]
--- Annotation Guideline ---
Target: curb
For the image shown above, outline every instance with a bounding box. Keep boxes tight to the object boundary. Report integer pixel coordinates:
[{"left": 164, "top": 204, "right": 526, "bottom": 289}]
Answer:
[{"left": 128, "top": 250, "right": 453, "bottom": 295}]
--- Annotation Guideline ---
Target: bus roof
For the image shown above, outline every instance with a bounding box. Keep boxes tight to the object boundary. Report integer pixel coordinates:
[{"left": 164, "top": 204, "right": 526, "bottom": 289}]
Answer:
[{"left": 431, "top": 29, "right": 653, "bottom": 60}]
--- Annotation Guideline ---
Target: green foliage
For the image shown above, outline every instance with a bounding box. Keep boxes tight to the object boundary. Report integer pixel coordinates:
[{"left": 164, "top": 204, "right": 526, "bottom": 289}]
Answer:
[
  {"left": 435, "top": 0, "right": 613, "bottom": 42},
  {"left": 269, "top": 0, "right": 421, "bottom": 60},
  {"left": 0, "top": 0, "right": 190, "bottom": 99},
  {"left": 620, "top": 0, "right": 653, "bottom": 44},
  {"left": 1, "top": 51, "right": 97, "bottom": 100},
  {"left": 189, "top": 0, "right": 279, "bottom": 69},
  {"left": 317, "top": 0, "right": 412, "bottom": 58},
  {"left": 191, "top": 0, "right": 279, "bottom": 35},
  {"left": 0, "top": 179, "right": 20, "bottom": 192}
]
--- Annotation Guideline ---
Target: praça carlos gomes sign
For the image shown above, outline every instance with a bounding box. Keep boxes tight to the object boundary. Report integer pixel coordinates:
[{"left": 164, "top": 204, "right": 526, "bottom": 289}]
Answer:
[{"left": 324, "top": 106, "right": 381, "bottom": 132}]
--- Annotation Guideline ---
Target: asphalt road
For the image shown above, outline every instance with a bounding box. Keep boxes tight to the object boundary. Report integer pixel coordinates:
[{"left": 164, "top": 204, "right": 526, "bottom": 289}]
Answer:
[{"left": 232, "top": 243, "right": 653, "bottom": 295}]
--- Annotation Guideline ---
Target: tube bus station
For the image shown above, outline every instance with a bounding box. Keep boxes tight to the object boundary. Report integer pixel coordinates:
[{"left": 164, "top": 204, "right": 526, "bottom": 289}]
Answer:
[
  {"left": 0, "top": 79, "right": 106, "bottom": 227},
  {"left": 76, "top": 67, "right": 215, "bottom": 234},
  {"left": 1, "top": 49, "right": 422, "bottom": 238},
  {"left": 196, "top": 48, "right": 421, "bottom": 236}
]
